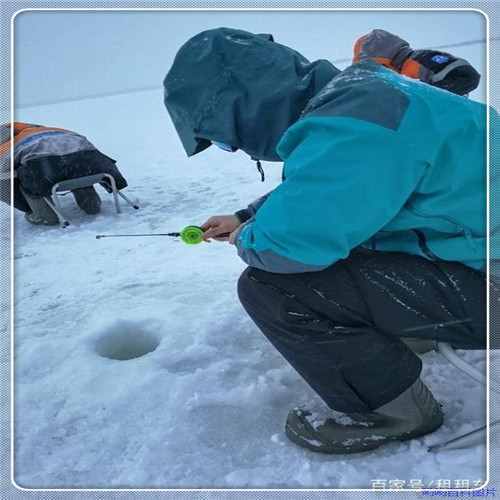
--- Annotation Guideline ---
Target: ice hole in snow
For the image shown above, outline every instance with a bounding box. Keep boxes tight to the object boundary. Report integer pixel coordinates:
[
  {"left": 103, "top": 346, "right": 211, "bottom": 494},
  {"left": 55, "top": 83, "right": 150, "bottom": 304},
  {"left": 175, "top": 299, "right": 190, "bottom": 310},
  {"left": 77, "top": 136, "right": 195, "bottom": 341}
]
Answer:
[{"left": 94, "top": 324, "right": 160, "bottom": 360}]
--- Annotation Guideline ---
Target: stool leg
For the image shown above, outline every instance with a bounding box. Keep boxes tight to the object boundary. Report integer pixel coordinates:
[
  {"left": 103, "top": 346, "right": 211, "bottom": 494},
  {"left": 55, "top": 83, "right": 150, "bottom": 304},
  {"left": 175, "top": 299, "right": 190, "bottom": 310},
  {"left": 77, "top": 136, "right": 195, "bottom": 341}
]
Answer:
[
  {"left": 117, "top": 191, "right": 140, "bottom": 209},
  {"left": 103, "top": 174, "right": 121, "bottom": 214},
  {"left": 43, "top": 196, "right": 69, "bottom": 227},
  {"left": 51, "top": 183, "right": 70, "bottom": 227}
]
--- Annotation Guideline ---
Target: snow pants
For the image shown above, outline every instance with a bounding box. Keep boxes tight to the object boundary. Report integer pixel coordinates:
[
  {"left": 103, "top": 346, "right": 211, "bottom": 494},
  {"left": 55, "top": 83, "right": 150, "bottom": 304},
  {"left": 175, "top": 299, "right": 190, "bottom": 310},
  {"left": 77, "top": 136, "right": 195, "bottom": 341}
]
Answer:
[{"left": 237, "top": 249, "right": 488, "bottom": 413}]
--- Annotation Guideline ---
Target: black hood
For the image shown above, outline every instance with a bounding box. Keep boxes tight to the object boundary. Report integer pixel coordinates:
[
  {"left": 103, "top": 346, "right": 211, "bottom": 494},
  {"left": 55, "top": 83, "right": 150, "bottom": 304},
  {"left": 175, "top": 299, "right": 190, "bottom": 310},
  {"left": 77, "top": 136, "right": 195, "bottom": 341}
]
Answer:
[{"left": 164, "top": 27, "right": 340, "bottom": 162}]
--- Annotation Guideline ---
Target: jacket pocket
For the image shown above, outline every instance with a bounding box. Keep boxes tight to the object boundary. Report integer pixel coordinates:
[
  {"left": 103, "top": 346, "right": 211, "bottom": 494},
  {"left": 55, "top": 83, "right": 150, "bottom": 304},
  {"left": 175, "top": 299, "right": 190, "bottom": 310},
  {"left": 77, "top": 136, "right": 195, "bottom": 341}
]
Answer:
[{"left": 406, "top": 204, "right": 477, "bottom": 250}]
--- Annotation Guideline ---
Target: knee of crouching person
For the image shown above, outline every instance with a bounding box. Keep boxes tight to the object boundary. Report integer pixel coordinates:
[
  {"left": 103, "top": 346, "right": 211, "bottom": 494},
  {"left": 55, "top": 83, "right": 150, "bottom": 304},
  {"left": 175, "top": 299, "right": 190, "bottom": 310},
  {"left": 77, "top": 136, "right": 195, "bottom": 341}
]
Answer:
[
  {"left": 237, "top": 267, "right": 272, "bottom": 310},
  {"left": 237, "top": 268, "right": 255, "bottom": 308}
]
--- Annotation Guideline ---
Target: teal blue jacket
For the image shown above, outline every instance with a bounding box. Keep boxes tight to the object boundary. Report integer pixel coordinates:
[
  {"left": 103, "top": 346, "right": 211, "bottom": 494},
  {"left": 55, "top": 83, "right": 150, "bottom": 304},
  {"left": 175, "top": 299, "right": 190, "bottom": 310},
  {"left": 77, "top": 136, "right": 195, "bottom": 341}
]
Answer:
[{"left": 236, "top": 62, "right": 491, "bottom": 273}]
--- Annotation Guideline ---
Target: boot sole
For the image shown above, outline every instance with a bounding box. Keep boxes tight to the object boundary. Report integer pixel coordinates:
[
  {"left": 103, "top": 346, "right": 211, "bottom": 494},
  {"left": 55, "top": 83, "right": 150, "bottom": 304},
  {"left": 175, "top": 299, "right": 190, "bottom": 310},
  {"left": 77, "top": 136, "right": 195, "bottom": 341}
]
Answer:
[
  {"left": 285, "top": 411, "right": 444, "bottom": 455},
  {"left": 285, "top": 423, "right": 384, "bottom": 454}
]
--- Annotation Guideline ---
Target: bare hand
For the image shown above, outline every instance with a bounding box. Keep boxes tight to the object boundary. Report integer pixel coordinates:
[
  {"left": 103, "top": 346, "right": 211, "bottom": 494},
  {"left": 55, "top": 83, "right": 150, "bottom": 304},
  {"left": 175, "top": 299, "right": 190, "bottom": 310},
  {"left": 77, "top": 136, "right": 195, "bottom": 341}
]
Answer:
[{"left": 200, "top": 215, "right": 241, "bottom": 241}]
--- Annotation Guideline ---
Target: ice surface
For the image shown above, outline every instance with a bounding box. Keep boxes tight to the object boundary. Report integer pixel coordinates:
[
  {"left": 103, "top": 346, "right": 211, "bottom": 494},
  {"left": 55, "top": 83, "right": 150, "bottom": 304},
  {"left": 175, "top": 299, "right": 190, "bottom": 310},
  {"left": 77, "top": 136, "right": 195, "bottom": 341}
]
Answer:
[{"left": 9, "top": 89, "right": 490, "bottom": 489}]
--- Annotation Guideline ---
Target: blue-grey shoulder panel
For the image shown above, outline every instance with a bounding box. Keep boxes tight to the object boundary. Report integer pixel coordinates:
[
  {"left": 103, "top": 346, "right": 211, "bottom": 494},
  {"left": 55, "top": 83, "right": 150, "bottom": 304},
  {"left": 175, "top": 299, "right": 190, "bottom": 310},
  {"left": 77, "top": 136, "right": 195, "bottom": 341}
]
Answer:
[{"left": 303, "top": 64, "right": 410, "bottom": 131}]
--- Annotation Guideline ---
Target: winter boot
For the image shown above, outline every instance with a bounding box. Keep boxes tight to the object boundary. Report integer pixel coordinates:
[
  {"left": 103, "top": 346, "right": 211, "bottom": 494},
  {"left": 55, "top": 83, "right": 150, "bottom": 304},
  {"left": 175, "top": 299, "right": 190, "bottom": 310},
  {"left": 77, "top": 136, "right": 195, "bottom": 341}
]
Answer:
[
  {"left": 72, "top": 186, "right": 101, "bottom": 215},
  {"left": 285, "top": 378, "right": 443, "bottom": 454},
  {"left": 24, "top": 211, "right": 59, "bottom": 225},
  {"left": 22, "top": 195, "right": 59, "bottom": 226}
]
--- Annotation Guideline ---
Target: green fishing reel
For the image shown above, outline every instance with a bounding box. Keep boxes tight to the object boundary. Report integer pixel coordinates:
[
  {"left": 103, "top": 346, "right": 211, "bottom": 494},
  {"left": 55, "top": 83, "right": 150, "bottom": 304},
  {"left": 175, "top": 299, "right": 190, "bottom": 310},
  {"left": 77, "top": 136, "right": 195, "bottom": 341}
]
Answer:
[{"left": 179, "top": 226, "right": 205, "bottom": 245}]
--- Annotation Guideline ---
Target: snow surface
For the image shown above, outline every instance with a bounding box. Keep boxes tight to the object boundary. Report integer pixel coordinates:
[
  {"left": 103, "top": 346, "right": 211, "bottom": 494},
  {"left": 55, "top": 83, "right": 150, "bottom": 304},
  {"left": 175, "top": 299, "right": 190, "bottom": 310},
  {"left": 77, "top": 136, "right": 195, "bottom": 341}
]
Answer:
[{"left": 9, "top": 89, "right": 497, "bottom": 489}]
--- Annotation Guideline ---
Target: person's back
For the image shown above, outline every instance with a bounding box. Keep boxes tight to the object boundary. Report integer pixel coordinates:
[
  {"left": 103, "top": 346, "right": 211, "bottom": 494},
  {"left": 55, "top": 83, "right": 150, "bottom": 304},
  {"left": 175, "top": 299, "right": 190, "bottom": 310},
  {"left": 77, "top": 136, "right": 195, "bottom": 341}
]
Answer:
[
  {"left": 11, "top": 122, "right": 96, "bottom": 164},
  {"left": 0, "top": 122, "right": 128, "bottom": 225},
  {"left": 252, "top": 60, "right": 489, "bottom": 273}
]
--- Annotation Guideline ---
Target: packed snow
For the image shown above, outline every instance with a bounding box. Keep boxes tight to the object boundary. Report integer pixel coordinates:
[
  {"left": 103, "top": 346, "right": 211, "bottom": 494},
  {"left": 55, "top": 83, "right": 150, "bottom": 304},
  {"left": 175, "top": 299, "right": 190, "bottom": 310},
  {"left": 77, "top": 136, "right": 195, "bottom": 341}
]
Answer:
[{"left": 9, "top": 88, "right": 497, "bottom": 489}]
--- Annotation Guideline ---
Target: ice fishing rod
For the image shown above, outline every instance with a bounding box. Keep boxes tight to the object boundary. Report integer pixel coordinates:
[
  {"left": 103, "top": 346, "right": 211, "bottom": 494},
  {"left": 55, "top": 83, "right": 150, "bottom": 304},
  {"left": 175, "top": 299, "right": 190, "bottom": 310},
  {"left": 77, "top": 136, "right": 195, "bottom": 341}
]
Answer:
[{"left": 95, "top": 225, "right": 229, "bottom": 245}]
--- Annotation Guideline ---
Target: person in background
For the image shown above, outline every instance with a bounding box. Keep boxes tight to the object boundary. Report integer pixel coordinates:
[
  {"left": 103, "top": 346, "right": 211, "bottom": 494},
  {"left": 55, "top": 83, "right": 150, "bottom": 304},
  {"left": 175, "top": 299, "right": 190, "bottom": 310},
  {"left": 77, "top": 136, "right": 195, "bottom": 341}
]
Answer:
[
  {"left": 0, "top": 122, "right": 127, "bottom": 225},
  {"left": 164, "top": 27, "right": 490, "bottom": 454},
  {"left": 352, "top": 29, "right": 480, "bottom": 96}
]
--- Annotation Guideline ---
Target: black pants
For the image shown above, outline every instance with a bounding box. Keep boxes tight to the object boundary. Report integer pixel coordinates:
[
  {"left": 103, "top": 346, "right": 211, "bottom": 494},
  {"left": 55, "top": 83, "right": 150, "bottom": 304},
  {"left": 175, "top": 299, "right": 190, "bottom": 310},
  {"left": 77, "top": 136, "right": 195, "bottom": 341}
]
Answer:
[{"left": 237, "top": 250, "right": 487, "bottom": 414}]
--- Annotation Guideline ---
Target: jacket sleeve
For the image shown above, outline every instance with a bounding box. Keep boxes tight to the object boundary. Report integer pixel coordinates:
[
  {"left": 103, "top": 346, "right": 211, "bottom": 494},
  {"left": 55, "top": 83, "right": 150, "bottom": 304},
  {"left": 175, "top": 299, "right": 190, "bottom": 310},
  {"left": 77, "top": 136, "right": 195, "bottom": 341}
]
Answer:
[
  {"left": 235, "top": 117, "right": 427, "bottom": 273},
  {"left": 235, "top": 191, "right": 274, "bottom": 223}
]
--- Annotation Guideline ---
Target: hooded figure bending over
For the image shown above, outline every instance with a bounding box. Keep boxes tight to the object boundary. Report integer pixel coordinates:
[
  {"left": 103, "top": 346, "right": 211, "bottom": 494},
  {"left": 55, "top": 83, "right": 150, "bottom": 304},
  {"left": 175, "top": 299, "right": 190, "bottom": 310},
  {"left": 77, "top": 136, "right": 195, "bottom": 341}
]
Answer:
[
  {"left": 0, "top": 122, "right": 128, "bottom": 225},
  {"left": 164, "top": 28, "right": 492, "bottom": 454}
]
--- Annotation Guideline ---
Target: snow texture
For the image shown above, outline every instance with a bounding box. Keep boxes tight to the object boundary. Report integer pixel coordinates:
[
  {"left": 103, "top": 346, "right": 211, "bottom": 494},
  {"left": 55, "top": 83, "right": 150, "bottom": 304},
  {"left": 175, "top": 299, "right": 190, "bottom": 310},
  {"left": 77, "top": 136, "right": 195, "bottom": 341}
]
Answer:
[{"left": 9, "top": 89, "right": 496, "bottom": 489}]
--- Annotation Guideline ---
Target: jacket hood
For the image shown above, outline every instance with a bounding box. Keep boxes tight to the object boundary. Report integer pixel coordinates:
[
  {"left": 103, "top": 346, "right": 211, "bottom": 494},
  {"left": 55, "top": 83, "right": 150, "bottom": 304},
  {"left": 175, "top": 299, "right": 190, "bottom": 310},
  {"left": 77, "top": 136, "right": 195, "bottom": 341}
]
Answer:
[{"left": 163, "top": 27, "right": 340, "bottom": 161}]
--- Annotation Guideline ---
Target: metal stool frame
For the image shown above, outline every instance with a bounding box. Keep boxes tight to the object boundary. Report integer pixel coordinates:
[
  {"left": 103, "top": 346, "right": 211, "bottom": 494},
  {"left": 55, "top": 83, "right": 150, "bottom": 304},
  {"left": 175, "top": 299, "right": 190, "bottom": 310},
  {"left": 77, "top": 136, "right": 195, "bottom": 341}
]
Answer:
[
  {"left": 428, "top": 343, "right": 500, "bottom": 452},
  {"left": 42, "top": 173, "right": 138, "bottom": 227}
]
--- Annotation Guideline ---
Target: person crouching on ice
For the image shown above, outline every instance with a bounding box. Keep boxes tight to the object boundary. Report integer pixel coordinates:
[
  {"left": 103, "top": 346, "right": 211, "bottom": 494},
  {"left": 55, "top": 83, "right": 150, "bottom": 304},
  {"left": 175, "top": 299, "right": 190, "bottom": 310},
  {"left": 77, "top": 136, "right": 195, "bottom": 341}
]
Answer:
[
  {"left": 164, "top": 28, "right": 490, "bottom": 454},
  {"left": 0, "top": 122, "right": 128, "bottom": 225}
]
